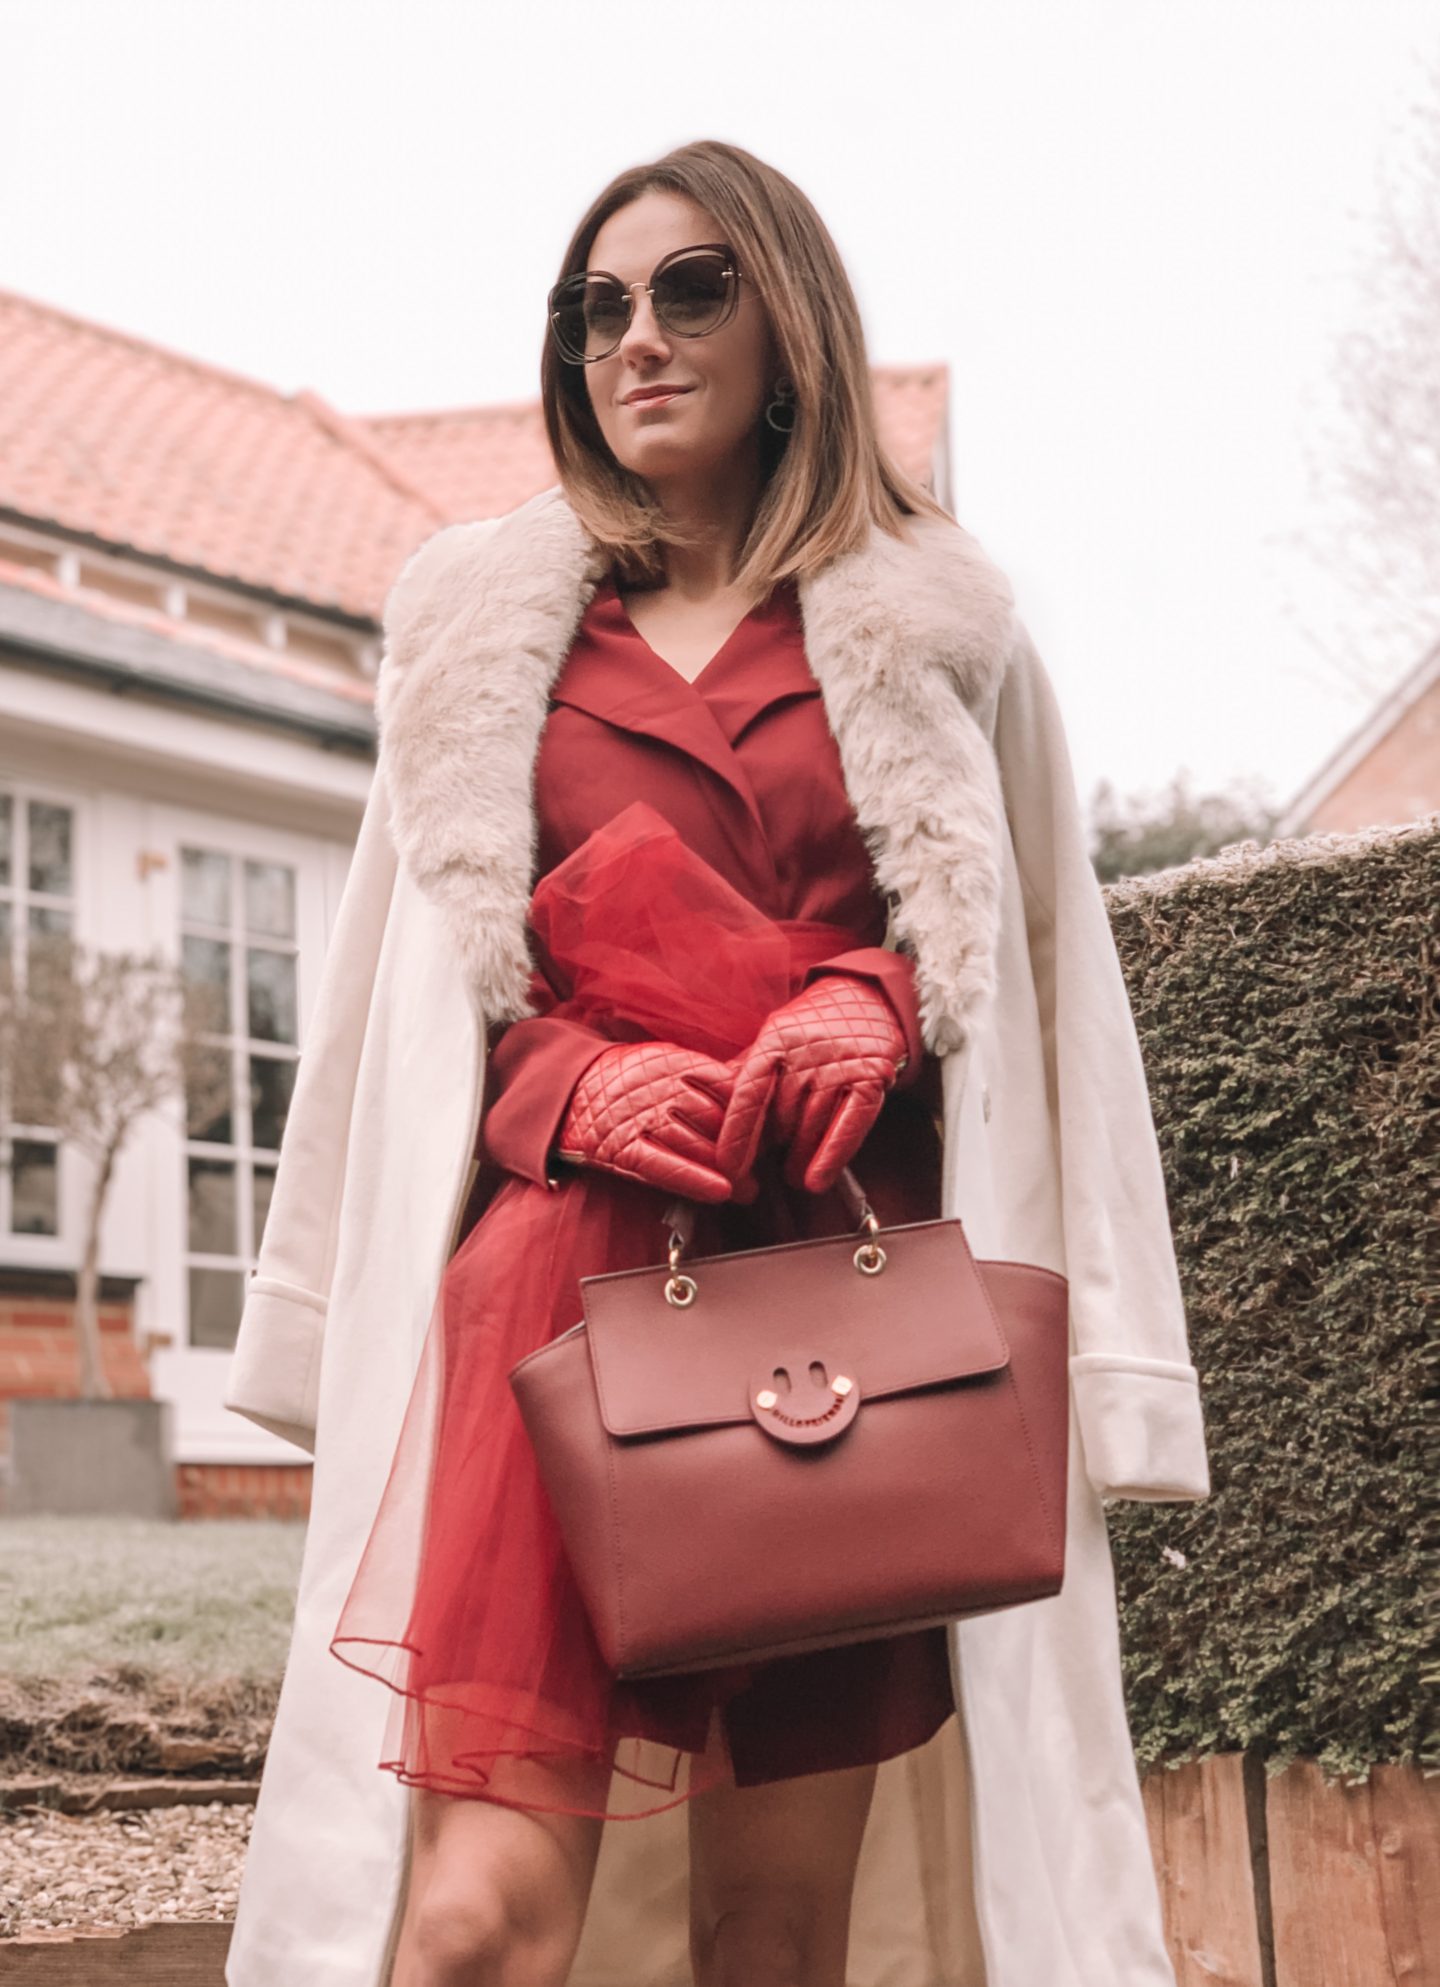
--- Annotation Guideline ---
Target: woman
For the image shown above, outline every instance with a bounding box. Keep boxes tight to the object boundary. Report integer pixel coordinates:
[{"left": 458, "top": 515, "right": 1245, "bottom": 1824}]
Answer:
[{"left": 224, "top": 141, "right": 1209, "bottom": 1987}]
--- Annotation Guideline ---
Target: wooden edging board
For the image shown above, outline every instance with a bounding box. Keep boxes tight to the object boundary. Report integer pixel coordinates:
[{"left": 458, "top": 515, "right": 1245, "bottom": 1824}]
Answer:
[
  {"left": 1, "top": 1757, "right": 1435, "bottom": 1984},
  {"left": 0, "top": 1922, "right": 232, "bottom": 1981}
]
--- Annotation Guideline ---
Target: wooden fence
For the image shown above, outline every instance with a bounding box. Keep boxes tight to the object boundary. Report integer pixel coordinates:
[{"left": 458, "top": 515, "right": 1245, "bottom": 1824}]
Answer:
[
  {"left": 2, "top": 1756, "right": 1435, "bottom": 1983},
  {"left": 1143, "top": 1756, "right": 1439, "bottom": 1987}
]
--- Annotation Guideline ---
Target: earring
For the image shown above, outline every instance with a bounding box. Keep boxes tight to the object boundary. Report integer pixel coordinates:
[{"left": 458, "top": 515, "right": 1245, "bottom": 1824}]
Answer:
[{"left": 764, "top": 375, "right": 797, "bottom": 434}]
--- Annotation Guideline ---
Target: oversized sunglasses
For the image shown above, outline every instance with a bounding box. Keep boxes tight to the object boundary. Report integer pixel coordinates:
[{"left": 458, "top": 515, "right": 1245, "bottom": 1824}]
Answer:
[{"left": 547, "top": 243, "right": 741, "bottom": 364}]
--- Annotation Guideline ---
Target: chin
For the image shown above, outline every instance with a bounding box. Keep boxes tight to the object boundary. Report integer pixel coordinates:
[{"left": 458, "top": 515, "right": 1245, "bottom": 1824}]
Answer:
[
  {"left": 615, "top": 432, "right": 742, "bottom": 487},
  {"left": 615, "top": 441, "right": 706, "bottom": 482}
]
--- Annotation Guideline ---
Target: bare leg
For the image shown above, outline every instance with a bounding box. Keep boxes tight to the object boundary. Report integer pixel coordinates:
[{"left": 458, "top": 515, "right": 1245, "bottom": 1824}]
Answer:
[
  {"left": 390, "top": 1767, "right": 605, "bottom": 1987},
  {"left": 688, "top": 1762, "right": 879, "bottom": 1987}
]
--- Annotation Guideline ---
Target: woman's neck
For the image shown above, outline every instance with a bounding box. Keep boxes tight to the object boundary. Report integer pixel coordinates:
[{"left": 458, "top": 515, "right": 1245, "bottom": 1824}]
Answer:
[{"left": 647, "top": 449, "right": 764, "bottom": 602}]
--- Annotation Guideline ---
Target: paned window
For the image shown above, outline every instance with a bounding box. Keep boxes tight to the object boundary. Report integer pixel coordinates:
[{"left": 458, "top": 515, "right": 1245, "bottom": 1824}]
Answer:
[
  {"left": 180, "top": 846, "right": 299, "bottom": 1350},
  {"left": 0, "top": 790, "right": 76, "bottom": 1237}
]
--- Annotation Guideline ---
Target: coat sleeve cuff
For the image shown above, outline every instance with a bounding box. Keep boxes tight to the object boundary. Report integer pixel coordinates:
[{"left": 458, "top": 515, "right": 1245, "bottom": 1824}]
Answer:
[
  {"left": 222, "top": 1277, "right": 325, "bottom": 1455},
  {"left": 481, "top": 1016, "right": 613, "bottom": 1188},
  {"left": 1069, "top": 1353, "right": 1211, "bottom": 1502},
  {"left": 801, "top": 947, "right": 924, "bottom": 1091}
]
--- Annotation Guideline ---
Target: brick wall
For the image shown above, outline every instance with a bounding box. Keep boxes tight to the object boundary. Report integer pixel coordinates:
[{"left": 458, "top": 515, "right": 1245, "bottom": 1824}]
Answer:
[
  {"left": 1308, "top": 675, "right": 1440, "bottom": 834},
  {"left": 175, "top": 1460, "right": 312, "bottom": 1520},
  {"left": 1, "top": 1284, "right": 312, "bottom": 1520},
  {"left": 0, "top": 1292, "right": 149, "bottom": 1453}
]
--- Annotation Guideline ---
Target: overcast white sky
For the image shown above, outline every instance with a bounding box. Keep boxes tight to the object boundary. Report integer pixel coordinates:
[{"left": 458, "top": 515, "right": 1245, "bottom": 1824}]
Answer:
[{"left": 3, "top": 0, "right": 1435, "bottom": 818}]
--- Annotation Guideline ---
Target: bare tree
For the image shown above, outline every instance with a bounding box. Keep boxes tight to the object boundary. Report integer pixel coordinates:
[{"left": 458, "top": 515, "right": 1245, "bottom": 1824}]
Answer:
[
  {"left": 1087, "top": 770, "right": 1281, "bottom": 883},
  {"left": 1288, "top": 50, "right": 1440, "bottom": 699},
  {"left": 0, "top": 937, "right": 229, "bottom": 1399}
]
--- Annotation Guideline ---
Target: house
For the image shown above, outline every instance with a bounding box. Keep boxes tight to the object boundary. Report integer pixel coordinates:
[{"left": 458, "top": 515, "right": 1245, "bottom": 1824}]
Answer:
[
  {"left": 0, "top": 284, "right": 952, "bottom": 1515},
  {"left": 1274, "top": 641, "right": 1440, "bottom": 836}
]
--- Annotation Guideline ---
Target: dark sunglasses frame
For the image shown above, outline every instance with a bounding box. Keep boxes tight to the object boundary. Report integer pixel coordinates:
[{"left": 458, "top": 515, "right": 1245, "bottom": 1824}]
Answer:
[{"left": 547, "top": 242, "right": 742, "bottom": 364}]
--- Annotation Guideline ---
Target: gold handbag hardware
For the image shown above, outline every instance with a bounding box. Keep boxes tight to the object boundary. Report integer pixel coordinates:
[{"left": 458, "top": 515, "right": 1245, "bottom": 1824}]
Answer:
[{"left": 662, "top": 1173, "right": 885, "bottom": 1306}]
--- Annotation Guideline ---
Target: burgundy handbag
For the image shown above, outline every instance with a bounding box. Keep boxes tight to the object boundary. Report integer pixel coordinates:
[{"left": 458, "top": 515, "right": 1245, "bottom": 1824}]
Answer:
[{"left": 508, "top": 1169, "right": 1069, "bottom": 1679}]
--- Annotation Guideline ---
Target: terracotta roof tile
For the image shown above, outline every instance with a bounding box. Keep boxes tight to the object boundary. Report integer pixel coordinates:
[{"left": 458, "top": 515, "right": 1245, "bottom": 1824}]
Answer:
[
  {"left": 0, "top": 290, "right": 444, "bottom": 621},
  {"left": 358, "top": 399, "right": 560, "bottom": 526},
  {"left": 870, "top": 365, "right": 950, "bottom": 489},
  {"left": 0, "top": 286, "right": 948, "bottom": 623}
]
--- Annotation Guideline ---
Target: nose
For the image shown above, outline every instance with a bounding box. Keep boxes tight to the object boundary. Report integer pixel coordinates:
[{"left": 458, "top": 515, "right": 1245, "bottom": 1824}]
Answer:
[{"left": 616, "top": 285, "right": 671, "bottom": 367}]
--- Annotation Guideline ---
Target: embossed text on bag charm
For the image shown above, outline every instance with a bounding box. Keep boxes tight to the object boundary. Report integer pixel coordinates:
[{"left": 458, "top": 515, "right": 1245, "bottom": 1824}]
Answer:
[{"left": 750, "top": 1355, "right": 861, "bottom": 1447}]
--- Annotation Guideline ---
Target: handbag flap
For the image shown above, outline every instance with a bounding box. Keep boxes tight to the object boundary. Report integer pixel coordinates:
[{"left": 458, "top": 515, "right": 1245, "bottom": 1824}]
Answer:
[{"left": 580, "top": 1216, "right": 1010, "bottom": 1440}]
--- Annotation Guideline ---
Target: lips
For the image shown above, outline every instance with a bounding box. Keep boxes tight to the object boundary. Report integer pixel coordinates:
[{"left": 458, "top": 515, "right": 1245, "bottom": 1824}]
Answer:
[{"left": 623, "top": 384, "right": 693, "bottom": 406}]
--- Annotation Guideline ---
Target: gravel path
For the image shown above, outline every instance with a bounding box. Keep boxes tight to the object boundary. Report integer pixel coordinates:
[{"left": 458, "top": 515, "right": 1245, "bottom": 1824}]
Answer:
[{"left": 0, "top": 1802, "right": 251, "bottom": 1937}]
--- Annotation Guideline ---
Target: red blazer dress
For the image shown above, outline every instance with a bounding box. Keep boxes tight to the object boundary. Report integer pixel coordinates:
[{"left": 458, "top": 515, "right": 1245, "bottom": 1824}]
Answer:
[{"left": 330, "top": 573, "right": 956, "bottom": 1820}]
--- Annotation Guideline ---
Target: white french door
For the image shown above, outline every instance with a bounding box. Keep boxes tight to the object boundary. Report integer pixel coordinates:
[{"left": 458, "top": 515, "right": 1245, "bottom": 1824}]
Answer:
[{"left": 145, "top": 801, "right": 345, "bottom": 1460}]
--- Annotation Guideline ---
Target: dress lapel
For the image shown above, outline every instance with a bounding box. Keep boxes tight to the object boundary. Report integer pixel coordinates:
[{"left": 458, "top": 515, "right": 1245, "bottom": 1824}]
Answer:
[
  {"left": 689, "top": 579, "right": 822, "bottom": 748},
  {"left": 548, "top": 578, "right": 772, "bottom": 835}
]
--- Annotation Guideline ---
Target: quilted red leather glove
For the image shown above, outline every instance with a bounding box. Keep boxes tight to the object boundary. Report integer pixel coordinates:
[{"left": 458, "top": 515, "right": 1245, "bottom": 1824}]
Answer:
[
  {"left": 714, "top": 974, "right": 908, "bottom": 1194},
  {"left": 553, "top": 1039, "right": 743, "bottom": 1203}
]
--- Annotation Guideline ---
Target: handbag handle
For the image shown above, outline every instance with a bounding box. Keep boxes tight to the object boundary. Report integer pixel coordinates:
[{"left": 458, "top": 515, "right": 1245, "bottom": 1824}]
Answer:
[{"left": 660, "top": 1166, "right": 884, "bottom": 1309}]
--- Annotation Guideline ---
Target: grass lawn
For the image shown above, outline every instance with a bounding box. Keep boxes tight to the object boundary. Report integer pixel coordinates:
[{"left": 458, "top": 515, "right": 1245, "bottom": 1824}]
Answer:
[{"left": 0, "top": 1515, "right": 305, "bottom": 1686}]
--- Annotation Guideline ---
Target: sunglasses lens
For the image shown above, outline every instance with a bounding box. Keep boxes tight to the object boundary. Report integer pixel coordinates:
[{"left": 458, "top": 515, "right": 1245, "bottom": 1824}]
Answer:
[
  {"left": 549, "top": 250, "right": 736, "bottom": 361},
  {"left": 551, "top": 277, "right": 629, "bottom": 361},
  {"left": 654, "top": 253, "right": 733, "bottom": 336}
]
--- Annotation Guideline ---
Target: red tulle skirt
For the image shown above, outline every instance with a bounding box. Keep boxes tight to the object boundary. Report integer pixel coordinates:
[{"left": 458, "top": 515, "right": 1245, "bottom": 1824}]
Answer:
[{"left": 330, "top": 803, "right": 954, "bottom": 1818}]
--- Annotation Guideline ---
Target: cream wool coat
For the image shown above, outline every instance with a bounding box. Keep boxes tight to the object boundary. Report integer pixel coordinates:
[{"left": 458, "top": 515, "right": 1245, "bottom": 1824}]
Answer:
[{"left": 223, "top": 487, "right": 1210, "bottom": 1987}]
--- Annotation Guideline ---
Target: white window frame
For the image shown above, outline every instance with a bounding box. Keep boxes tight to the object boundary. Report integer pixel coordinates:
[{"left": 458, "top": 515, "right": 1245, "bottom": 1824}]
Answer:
[
  {"left": 144, "top": 801, "right": 336, "bottom": 1460},
  {"left": 176, "top": 841, "right": 304, "bottom": 1356},
  {"left": 0, "top": 771, "right": 91, "bottom": 1264}
]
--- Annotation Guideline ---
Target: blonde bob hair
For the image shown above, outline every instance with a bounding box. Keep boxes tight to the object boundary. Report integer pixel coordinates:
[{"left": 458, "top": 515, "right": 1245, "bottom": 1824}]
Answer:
[{"left": 540, "top": 139, "right": 951, "bottom": 592}]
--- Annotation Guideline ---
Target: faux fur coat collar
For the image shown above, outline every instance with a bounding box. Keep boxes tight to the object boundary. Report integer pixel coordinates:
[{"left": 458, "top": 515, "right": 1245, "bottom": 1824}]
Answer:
[{"left": 374, "top": 486, "right": 1018, "bottom": 1055}]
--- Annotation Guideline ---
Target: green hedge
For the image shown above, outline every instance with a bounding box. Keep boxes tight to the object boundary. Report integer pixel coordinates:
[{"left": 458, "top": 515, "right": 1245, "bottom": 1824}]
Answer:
[{"left": 1102, "top": 817, "right": 1436, "bottom": 1779}]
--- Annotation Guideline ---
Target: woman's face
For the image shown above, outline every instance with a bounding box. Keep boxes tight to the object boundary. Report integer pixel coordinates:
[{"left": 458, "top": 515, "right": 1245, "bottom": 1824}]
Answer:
[{"left": 581, "top": 190, "right": 774, "bottom": 495}]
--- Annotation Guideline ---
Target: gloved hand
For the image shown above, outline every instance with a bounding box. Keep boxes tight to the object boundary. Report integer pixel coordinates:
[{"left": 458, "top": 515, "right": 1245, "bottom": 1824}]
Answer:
[
  {"left": 714, "top": 974, "right": 909, "bottom": 1194},
  {"left": 553, "top": 1039, "right": 744, "bottom": 1203}
]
